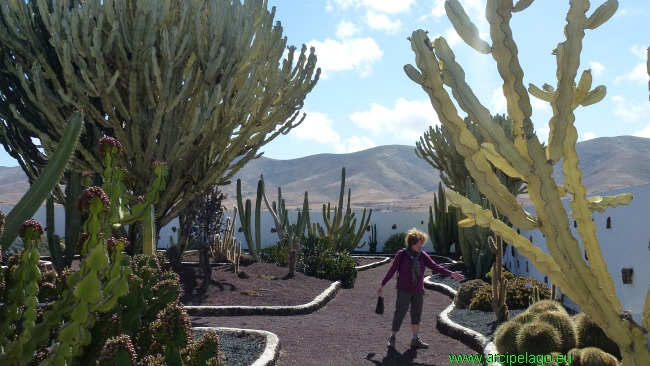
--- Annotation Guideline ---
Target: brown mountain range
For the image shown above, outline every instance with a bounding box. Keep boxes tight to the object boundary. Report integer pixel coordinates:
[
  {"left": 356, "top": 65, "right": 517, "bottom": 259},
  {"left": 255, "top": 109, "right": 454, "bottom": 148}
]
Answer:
[{"left": 1, "top": 135, "right": 649, "bottom": 211}]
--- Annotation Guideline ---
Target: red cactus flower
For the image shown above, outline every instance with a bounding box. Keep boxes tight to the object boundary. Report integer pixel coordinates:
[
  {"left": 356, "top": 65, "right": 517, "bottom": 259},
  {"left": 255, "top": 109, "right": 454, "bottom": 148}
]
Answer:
[
  {"left": 98, "top": 136, "right": 123, "bottom": 155},
  {"left": 77, "top": 232, "right": 89, "bottom": 246},
  {"left": 18, "top": 219, "right": 45, "bottom": 240},
  {"left": 76, "top": 186, "right": 110, "bottom": 214}
]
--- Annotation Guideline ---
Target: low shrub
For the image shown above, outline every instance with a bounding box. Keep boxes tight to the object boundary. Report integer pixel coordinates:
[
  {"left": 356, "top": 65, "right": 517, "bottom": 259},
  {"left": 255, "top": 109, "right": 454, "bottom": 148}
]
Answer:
[
  {"left": 259, "top": 238, "right": 292, "bottom": 266},
  {"left": 454, "top": 279, "right": 490, "bottom": 309},
  {"left": 298, "top": 234, "right": 357, "bottom": 288},
  {"left": 382, "top": 232, "right": 406, "bottom": 254}
]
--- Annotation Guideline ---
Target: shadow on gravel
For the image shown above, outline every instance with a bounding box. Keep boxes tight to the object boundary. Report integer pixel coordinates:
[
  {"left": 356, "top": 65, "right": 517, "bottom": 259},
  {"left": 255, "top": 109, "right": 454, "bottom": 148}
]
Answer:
[{"left": 365, "top": 348, "right": 435, "bottom": 366}]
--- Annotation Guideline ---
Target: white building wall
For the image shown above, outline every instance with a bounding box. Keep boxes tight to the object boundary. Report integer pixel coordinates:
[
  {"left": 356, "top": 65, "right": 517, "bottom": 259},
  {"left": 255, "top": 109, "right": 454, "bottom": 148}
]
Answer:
[{"left": 506, "top": 182, "right": 650, "bottom": 328}]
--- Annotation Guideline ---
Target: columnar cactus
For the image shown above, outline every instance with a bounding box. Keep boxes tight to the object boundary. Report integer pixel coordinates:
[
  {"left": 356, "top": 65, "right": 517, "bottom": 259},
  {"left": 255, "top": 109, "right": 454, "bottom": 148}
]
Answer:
[
  {"left": 211, "top": 206, "right": 242, "bottom": 273},
  {"left": 488, "top": 207, "right": 508, "bottom": 322},
  {"left": 428, "top": 182, "right": 459, "bottom": 255},
  {"left": 320, "top": 167, "right": 372, "bottom": 253},
  {"left": 0, "top": 111, "right": 84, "bottom": 253},
  {"left": 368, "top": 223, "right": 378, "bottom": 253},
  {"left": 406, "top": 0, "right": 648, "bottom": 363}
]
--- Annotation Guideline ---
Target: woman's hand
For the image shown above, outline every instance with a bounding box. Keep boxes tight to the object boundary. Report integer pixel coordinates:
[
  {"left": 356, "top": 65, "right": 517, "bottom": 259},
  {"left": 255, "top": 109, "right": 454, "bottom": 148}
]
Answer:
[
  {"left": 377, "top": 284, "right": 383, "bottom": 296},
  {"left": 451, "top": 271, "right": 465, "bottom": 281}
]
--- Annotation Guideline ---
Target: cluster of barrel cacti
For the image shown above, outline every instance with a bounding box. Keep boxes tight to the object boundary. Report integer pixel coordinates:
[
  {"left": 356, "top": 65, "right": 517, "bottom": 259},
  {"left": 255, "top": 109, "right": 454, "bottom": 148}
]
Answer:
[
  {"left": 428, "top": 182, "right": 459, "bottom": 256},
  {"left": 494, "top": 300, "right": 621, "bottom": 365}
]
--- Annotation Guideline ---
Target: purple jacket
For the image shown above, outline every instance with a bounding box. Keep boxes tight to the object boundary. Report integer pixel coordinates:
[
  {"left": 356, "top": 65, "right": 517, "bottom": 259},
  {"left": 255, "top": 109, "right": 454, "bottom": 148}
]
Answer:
[{"left": 381, "top": 249, "right": 452, "bottom": 292}]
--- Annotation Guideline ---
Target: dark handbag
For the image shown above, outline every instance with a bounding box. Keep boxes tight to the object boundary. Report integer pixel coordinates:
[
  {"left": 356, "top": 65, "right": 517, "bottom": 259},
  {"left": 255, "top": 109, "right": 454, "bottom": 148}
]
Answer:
[{"left": 375, "top": 295, "right": 384, "bottom": 314}]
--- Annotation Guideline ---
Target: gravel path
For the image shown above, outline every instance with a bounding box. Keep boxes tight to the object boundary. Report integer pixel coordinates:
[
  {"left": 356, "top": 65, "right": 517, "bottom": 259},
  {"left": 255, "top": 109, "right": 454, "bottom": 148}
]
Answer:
[{"left": 191, "top": 264, "right": 477, "bottom": 366}]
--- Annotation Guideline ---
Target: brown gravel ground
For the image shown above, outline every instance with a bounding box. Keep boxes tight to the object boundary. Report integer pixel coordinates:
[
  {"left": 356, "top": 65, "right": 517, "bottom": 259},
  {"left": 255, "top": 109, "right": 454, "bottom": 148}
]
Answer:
[{"left": 190, "top": 260, "right": 477, "bottom": 366}]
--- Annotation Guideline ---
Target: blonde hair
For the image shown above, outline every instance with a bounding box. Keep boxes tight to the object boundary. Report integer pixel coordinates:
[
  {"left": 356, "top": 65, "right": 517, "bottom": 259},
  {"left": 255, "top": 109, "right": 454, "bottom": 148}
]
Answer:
[{"left": 405, "top": 228, "right": 428, "bottom": 248}]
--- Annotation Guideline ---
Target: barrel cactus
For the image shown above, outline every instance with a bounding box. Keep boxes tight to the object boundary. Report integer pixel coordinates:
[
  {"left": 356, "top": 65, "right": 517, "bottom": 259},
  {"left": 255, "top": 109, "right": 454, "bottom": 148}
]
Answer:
[
  {"left": 536, "top": 311, "right": 577, "bottom": 353},
  {"left": 573, "top": 313, "right": 621, "bottom": 360},
  {"left": 570, "top": 347, "right": 621, "bottom": 366},
  {"left": 494, "top": 311, "right": 536, "bottom": 354},
  {"left": 528, "top": 299, "right": 568, "bottom": 315},
  {"left": 516, "top": 321, "right": 563, "bottom": 355}
]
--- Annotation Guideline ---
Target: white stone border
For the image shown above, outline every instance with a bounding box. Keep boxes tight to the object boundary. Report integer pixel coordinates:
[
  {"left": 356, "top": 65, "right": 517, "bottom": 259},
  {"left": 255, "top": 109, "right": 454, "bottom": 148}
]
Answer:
[
  {"left": 193, "top": 327, "right": 280, "bottom": 366},
  {"left": 424, "top": 275, "right": 503, "bottom": 366},
  {"left": 352, "top": 256, "right": 391, "bottom": 270}
]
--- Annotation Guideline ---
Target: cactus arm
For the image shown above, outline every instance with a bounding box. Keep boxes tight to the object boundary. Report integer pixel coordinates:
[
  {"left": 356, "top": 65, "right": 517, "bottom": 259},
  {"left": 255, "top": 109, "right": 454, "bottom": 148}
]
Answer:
[
  {"left": 528, "top": 83, "right": 555, "bottom": 102},
  {"left": 479, "top": 143, "right": 525, "bottom": 180},
  {"left": 121, "top": 162, "right": 167, "bottom": 226},
  {"left": 236, "top": 179, "right": 255, "bottom": 259},
  {"left": 562, "top": 115, "right": 620, "bottom": 311},
  {"left": 512, "top": 0, "right": 534, "bottom": 12},
  {"left": 585, "top": 0, "right": 619, "bottom": 30},
  {"left": 46, "top": 195, "right": 64, "bottom": 273},
  {"left": 95, "top": 238, "right": 131, "bottom": 312},
  {"left": 260, "top": 175, "right": 286, "bottom": 239},
  {"left": 254, "top": 179, "right": 262, "bottom": 261},
  {"left": 0, "top": 111, "right": 83, "bottom": 252},
  {"left": 484, "top": 0, "right": 533, "bottom": 160},
  {"left": 643, "top": 286, "right": 650, "bottom": 332},
  {"left": 586, "top": 194, "right": 633, "bottom": 213},
  {"left": 64, "top": 171, "right": 83, "bottom": 268},
  {"left": 142, "top": 206, "right": 156, "bottom": 256},
  {"left": 446, "top": 190, "right": 577, "bottom": 301},
  {"left": 444, "top": 0, "right": 491, "bottom": 54},
  {"left": 409, "top": 33, "right": 538, "bottom": 230},
  {"left": 544, "top": 0, "right": 588, "bottom": 163}
]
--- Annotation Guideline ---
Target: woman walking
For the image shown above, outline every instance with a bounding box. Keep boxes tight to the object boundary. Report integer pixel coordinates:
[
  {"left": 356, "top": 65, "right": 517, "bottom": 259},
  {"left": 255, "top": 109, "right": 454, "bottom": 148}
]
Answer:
[{"left": 377, "top": 228, "right": 465, "bottom": 349}]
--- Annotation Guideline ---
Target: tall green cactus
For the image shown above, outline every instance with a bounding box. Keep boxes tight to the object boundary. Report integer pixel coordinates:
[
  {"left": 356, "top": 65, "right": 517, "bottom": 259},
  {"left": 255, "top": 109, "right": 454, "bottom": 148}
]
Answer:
[
  {"left": 457, "top": 177, "right": 493, "bottom": 279},
  {"left": 368, "top": 223, "right": 378, "bottom": 253},
  {"left": 428, "top": 182, "right": 459, "bottom": 255},
  {"left": 406, "top": 1, "right": 648, "bottom": 364},
  {"left": 488, "top": 206, "right": 508, "bottom": 322},
  {"left": 320, "top": 167, "right": 372, "bottom": 253},
  {"left": 0, "top": 110, "right": 84, "bottom": 253},
  {"left": 236, "top": 178, "right": 263, "bottom": 262}
]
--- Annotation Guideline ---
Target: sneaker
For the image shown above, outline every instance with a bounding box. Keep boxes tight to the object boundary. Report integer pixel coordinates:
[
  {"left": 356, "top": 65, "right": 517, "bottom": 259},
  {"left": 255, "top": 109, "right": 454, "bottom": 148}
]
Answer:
[
  {"left": 387, "top": 335, "right": 396, "bottom": 348},
  {"left": 410, "top": 337, "right": 429, "bottom": 349}
]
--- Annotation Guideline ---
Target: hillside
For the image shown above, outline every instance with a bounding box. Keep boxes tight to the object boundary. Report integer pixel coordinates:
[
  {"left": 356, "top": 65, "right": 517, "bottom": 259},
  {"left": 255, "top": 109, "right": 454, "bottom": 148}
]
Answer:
[{"left": 1, "top": 136, "right": 650, "bottom": 211}]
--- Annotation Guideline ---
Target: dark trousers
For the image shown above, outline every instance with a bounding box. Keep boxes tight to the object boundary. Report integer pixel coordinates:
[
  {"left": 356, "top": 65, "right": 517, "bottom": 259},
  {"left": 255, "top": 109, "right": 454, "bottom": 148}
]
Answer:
[{"left": 391, "top": 289, "right": 424, "bottom": 332}]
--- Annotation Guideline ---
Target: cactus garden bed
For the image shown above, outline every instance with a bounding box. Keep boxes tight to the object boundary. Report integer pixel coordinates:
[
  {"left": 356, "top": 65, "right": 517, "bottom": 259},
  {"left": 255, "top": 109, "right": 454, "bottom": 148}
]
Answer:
[{"left": 173, "top": 261, "right": 336, "bottom": 307}]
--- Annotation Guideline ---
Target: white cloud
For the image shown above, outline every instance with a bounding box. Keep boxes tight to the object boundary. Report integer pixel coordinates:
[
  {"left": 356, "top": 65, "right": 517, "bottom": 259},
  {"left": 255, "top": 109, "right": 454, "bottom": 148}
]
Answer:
[
  {"left": 589, "top": 62, "right": 605, "bottom": 78},
  {"left": 613, "top": 8, "right": 645, "bottom": 17},
  {"left": 490, "top": 88, "right": 507, "bottom": 114},
  {"left": 307, "top": 37, "right": 382, "bottom": 79},
  {"left": 445, "top": 28, "right": 463, "bottom": 46},
  {"left": 364, "top": 11, "right": 402, "bottom": 34},
  {"left": 431, "top": 0, "right": 446, "bottom": 18},
  {"left": 291, "top": 111, "right": 377, "bottom": 153},
  {"left": 631, "top": 45, "right": 647, "bottom": 60},
  {"left": 330, "top": 0, "right": 415, "bottom": 14},
  {"left": 583, "top": 132, "right": 597, "bottom": 141},
  {"left": 336, "top": 20, "right": 361, "bottom": 39},
  {"left": 292, "top": 111, "right": 341, "bottom": 143},
  {"left": 349, "top": 98, "right": 440, "bottom": 141},
  {"left": 615, "top": 46, "right": 648, "bottom": 85},
  {"left": 339, "top": 136, "right": 377, "bottom": 153},
  {"left": 613, "top": 96, "right": 650, "bottom": 123}
]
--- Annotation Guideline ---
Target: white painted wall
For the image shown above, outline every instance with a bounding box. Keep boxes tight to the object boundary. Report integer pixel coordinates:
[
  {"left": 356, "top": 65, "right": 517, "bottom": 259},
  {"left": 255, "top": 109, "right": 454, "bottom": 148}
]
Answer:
[
  {"left": 505, "top": 182, "right": 650, "bottom": 332},
  {"left": 2, "top": 205, "right": 434, "bottom": 253}
]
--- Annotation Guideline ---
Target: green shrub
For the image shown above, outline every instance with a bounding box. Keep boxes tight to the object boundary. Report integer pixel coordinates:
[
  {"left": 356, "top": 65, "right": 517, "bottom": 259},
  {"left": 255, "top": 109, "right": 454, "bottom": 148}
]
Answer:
[
  {"left": 485, "top": 266, "right": 515, "bottom": 280},
  {"left": 298, "top": 234, "right": 334, "bottom": 275},
  {"left": 382, "top": 232, "right": 406, "bottom": 254},
  {"left": 506, "top": 276, "right": 551, "bottom": 309},
  {"left": 259, "top": 238, "right": 292, "bottom": 266},
  {"left": 297, "top": 234, "right": 357, "bottom": 288}
]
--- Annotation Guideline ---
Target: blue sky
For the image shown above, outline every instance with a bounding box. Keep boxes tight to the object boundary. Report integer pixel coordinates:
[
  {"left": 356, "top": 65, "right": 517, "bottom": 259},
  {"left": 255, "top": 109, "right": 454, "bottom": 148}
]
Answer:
[{"left": 0, "top": 0, "right": 648, "bottom": 167}]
